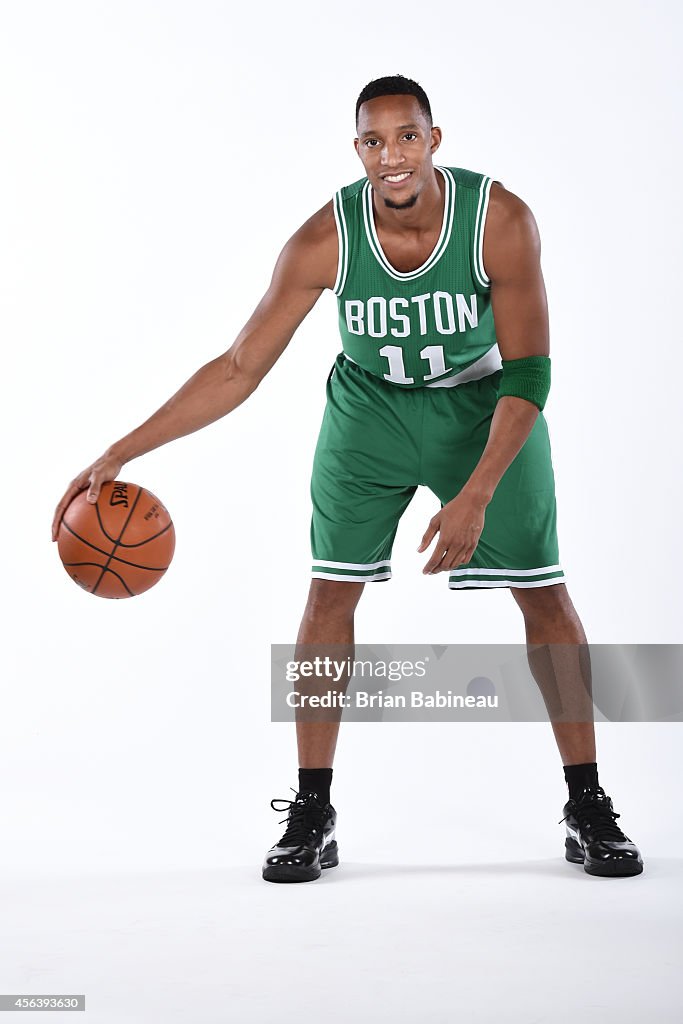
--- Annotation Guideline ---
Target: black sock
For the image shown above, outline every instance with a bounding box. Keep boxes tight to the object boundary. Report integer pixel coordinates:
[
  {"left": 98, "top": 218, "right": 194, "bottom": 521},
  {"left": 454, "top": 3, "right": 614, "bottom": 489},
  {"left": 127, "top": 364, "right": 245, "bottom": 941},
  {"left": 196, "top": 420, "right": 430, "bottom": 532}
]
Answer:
[
  {"left": 298, "top": 768, "right": 333, "bottom": 807},
  {"left": 564, "top": 761, "right": 599, "bottom": 800}
]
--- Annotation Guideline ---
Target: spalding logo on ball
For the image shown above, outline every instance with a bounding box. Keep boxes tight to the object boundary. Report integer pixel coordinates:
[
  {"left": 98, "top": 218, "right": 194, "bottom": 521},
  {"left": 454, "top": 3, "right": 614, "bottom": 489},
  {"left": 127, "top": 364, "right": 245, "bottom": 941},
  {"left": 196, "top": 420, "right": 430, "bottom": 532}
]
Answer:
[{"left": 57, "top": 481, "right": 175, "bottom": 598}]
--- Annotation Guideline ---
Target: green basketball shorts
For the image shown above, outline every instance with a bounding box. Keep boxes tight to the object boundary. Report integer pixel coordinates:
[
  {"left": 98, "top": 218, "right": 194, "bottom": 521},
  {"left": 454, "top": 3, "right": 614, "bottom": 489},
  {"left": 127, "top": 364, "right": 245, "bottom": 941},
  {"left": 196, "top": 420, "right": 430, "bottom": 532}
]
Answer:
[{"left": 310, "top": 353, "right": 565, "bottom": 590}]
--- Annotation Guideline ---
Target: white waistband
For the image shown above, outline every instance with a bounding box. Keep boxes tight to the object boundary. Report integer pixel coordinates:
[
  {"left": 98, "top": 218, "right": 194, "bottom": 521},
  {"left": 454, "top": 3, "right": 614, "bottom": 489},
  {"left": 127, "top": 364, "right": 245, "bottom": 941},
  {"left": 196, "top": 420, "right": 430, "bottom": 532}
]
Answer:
[{"left": 425, "top": 344, "right": 502, "bottom": 387}]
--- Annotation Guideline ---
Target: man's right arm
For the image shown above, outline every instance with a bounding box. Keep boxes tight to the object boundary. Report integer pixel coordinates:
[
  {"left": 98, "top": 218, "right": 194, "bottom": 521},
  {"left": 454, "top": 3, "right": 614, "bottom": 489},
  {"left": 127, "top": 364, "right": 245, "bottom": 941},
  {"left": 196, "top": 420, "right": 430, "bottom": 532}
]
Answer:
[{"left": 51, "top": 201, "right": 338, "bottom": 539}]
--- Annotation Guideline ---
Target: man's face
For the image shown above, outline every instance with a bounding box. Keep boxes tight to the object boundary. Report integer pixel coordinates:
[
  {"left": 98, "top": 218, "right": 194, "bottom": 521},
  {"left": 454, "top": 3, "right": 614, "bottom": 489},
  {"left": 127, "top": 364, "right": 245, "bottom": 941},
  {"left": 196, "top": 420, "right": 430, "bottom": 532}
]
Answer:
[{"left": 354, "top": 94, "right": 441, "bottom": 210}]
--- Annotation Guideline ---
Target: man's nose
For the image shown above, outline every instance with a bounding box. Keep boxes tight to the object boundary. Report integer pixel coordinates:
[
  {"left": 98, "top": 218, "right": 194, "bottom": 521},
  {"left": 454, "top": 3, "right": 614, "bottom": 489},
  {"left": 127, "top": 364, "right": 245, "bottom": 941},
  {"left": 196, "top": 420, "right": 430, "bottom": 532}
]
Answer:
[{"left": 380, "top": 142, "right": 404, "bottom": 167}]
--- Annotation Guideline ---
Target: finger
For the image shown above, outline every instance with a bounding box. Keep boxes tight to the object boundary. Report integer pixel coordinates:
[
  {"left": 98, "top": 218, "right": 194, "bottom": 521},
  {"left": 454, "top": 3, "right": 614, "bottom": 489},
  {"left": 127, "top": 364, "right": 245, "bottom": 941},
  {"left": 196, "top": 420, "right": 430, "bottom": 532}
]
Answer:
[
  {"left": 52, "top": 472, "right": 94, "bottom": 539},
  {"left": 446, "top": 526, "right": 483, "bottom": 567},
  {"left": 423, "top": 547, "right": 449, "bottom": 575},
  {"left": 51, "top": 484, "right": 82, "bottom": 540},
  {"left": 87, "top": 471, "right": 107, "bottom": 504},
  {"left": 449, "top": 544, "right": 479, "bottom": 571},
  {"left": 417, "top": 519, "right": 439, "bottom": 553},
  {"left": 438, "top": 546, "right": 468, "bottom": 572},
  {"left": 51, "top": 508, "right": 64, "bottom": 542}
]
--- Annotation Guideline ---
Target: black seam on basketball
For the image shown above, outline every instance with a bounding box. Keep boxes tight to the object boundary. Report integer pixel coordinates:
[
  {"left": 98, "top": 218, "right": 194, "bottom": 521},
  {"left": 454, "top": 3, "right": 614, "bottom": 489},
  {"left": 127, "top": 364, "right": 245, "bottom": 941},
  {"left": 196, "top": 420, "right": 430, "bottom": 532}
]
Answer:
[
  {"left": 64, "top": 560, "right": 110, "bottom": 576},
  {"left": 62, "top": 522, "right": 115, "bottom": 560},
  {"left": 94, "top": 502, "right": 118, "bottom": 545},
  {"left": 61, "top": 522, "right": 168, "bottom": 571},
  {"left": 63, "top": 560, "right": 109, "bottom": 567},
  {"left": 110, "top": 556, "right": 168, "bottom": 572},
  {"left": 65, "top": 554, "right": 168, "bottom": 573},
  {"left": 64, "top": 562, "right": 134, "bottom": 597},
  {"left": 115, "top": 520, "right": 173, "bottom": 548},
  {"left": 116, "top": 486, "right": 143, "bottom": 545},
  {"left": 92, "top": 566, "right": 135, "bottom": 597},
  {"left": 93, "top": 485, "right": 143, "bottom": 594}
]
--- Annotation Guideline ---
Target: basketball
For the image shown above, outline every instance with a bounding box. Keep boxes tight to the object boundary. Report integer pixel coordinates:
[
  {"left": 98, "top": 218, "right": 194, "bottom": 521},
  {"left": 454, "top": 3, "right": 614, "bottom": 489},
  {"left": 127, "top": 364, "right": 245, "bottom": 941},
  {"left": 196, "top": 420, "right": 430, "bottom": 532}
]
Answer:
[{"left": 57, "top": 481, "right": 175, "bottom": 598}]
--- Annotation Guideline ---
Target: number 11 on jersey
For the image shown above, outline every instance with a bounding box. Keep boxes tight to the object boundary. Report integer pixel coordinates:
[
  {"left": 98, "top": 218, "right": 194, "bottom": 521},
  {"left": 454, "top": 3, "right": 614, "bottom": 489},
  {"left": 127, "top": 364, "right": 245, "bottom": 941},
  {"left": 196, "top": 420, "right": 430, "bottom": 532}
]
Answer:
[{"left": 379, "top": 344, "right": 448, "bottom": 385}]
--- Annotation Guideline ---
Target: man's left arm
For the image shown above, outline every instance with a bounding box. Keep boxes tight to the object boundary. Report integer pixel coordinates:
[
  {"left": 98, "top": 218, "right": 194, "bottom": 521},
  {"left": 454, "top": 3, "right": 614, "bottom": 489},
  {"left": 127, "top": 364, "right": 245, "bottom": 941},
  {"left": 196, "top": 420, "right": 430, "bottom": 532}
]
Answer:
[{"left": 419, "top": 184, "right": 550, "bottom": 573}]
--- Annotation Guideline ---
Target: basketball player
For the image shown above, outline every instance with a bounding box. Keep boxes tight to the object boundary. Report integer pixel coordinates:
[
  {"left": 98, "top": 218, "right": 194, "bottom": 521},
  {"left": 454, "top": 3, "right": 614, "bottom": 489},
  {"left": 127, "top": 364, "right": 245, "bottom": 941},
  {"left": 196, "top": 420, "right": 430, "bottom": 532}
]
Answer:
[{"left": 52, "top": 76, "right": 643, "bottom": 883}]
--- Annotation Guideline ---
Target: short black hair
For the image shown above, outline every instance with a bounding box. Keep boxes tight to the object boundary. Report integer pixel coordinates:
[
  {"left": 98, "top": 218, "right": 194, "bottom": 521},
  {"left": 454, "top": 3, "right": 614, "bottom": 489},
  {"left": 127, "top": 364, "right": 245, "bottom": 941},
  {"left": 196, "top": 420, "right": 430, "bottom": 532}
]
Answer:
[{"left": 355, "top": 75, "right": 432, "bottom": 128}]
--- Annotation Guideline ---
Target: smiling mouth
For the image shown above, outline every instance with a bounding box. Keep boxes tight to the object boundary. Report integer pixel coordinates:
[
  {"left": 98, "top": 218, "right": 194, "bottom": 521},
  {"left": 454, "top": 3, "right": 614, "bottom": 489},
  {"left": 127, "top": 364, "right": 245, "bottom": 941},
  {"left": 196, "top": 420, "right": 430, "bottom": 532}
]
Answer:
[{"left": 381, "top": 171, "right": 413, "bottom": 185}]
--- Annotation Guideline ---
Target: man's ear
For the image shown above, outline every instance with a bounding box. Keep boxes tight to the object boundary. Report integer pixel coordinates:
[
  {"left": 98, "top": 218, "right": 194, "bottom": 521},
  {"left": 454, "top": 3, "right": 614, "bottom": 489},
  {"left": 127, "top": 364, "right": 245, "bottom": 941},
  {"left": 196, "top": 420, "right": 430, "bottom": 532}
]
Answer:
[{"left": 430, "top": 126, "right": 442, "bottom": 154}]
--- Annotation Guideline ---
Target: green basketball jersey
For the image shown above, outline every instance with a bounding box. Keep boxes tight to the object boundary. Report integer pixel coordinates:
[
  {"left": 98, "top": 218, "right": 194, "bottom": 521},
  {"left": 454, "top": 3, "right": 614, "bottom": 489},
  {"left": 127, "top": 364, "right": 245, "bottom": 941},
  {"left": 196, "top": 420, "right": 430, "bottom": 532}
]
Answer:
[{"left": 332, "top": 166, "right": 501, "bottom": 388}]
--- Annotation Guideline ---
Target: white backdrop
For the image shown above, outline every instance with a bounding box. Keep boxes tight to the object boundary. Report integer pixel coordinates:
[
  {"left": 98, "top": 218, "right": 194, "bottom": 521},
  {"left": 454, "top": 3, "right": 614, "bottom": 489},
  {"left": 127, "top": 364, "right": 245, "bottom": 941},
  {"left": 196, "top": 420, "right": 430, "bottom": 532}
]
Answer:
[{"left": 1, "top": 0, "right": 681, "bottom": 875}]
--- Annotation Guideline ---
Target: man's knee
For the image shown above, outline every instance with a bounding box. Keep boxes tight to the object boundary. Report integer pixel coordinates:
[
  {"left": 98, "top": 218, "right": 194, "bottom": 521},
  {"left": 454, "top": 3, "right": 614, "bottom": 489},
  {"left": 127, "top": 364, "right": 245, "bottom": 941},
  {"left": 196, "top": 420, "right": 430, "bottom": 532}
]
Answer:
[
  {"left": 510, "top": 582, "right": 572, "bottom": 616},
  {"left": 304, "top": 578, "right": 365, "bottom": 623}
]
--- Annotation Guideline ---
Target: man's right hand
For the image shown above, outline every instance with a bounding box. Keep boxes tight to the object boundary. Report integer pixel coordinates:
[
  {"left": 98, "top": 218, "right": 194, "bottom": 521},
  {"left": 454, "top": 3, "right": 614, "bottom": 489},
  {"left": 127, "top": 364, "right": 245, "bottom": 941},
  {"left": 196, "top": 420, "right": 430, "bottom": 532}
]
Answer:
[{"left": 51, "top": 451, "right": 124, "bottom": 541}]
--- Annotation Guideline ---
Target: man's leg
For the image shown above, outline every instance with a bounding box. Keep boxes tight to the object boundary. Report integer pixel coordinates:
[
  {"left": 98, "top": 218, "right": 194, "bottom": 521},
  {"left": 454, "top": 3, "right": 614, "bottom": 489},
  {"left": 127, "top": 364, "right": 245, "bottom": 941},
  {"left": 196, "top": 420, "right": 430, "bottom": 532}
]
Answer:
[
  {"left": 510, "top": 583, "right": 643, "bottom": 876},
  {"left": 295, "top": 578, "right": 365, "bottom": 769},
  {"left": 262, "top": 579, "right": 364, "bottom": 883},
  {"left": 510, "top": 583, "right": 594, "bottom": 763}
]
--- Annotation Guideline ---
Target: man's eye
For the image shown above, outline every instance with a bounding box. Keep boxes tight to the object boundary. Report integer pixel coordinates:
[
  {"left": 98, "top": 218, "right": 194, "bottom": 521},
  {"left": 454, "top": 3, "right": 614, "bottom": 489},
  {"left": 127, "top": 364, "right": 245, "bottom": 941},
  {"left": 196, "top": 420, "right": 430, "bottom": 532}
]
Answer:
[
  {"left": 365, "top": 139, "right": 379, "bottom": 147},
  {"left": 403, "top": 133, "right": 417, "bottom": 141}
]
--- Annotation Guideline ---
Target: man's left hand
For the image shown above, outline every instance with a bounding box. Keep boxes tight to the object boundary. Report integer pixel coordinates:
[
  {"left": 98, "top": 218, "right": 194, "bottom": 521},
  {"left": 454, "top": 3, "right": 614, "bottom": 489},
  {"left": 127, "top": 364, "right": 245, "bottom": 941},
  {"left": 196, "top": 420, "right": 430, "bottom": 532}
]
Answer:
[{"left": 418, "top": 490, "right": 488, "bottom": 574}]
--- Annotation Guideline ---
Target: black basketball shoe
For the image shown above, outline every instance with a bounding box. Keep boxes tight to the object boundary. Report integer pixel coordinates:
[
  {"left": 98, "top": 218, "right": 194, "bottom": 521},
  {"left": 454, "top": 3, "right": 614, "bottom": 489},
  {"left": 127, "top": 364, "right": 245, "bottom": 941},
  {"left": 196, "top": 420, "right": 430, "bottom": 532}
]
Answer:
[
  {"left": 262, "top": 790, "right": 339, "bottom": 883},
  {"left": 560, "top": 786, "right": 643, "bottom": 877}
]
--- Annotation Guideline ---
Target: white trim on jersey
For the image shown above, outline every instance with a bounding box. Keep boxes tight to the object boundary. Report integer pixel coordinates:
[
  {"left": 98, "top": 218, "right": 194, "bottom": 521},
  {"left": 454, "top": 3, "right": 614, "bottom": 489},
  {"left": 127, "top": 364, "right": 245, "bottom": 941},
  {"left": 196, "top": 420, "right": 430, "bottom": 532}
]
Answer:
[
  {"left": 474, "top": 176, "right": 493, "bottom": 289},
  {"left": 333, "top": 190, "right": 350, "bottom": 296},
  {"left": 312, "top": 571, "right": 393, "bottom": 583},
  {"left": 313, "top": 558, "right": 392, "bottom": 570},
  {"left": 449, "top": 576, "right": 566, "bottom": 589},
  {"left": 361, "top": 165, "right": 456, "bottom": 281},
  {"left": 449, "top": 564, "right": 563, "bottom": 577},
  {"left": 425, "top": 344, "right": 502, "bottom": 388}
]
